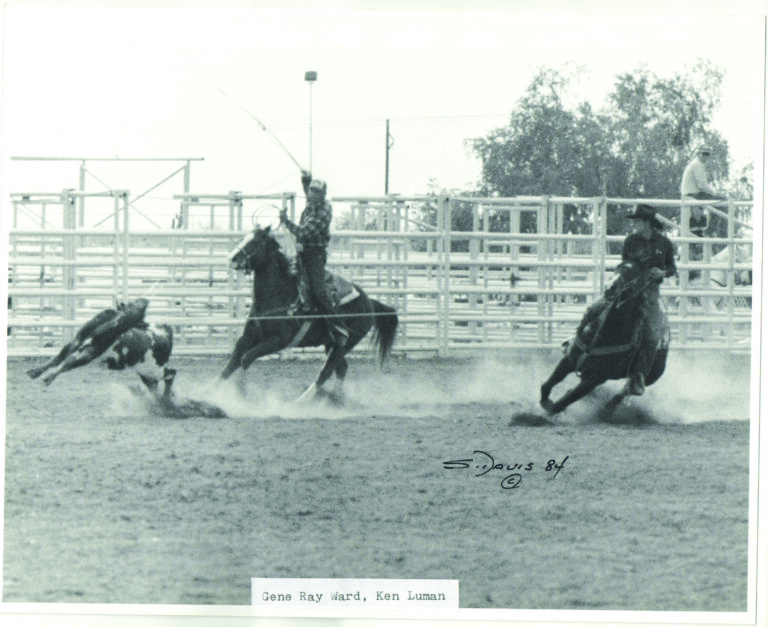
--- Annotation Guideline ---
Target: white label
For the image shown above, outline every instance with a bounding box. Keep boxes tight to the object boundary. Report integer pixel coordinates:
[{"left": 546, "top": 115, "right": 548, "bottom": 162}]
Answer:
[{"left": 251, "top": 578, "right": 458, "bottom": 608}]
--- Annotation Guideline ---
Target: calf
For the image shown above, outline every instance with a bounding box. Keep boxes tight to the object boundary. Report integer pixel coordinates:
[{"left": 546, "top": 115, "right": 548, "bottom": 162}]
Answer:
[
  {"left": 103, "top": 323, "right": 176, "bottom": 398},
  {"left": 27, "top": 298, "right": 150, "bottom": 385}
]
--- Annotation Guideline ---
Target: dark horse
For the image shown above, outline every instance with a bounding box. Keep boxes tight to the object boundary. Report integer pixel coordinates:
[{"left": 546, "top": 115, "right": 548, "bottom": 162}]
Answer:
[
  {"left": 539, "top": 261, "right": 669, "bottom": 416},
  {"left": 219, "top": 226, "right": 399, "bottom": 401}
]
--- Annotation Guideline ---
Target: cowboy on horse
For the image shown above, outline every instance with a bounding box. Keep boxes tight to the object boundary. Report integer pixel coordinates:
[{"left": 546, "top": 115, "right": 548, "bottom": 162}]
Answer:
[
  {"left": 279, "top": 170, "right": 350, "bottom": 347},
  {"left": 621, "top": 204, "right": 677, "bottom": 396},
  {"left": 538, "top": 204, "right": 675, "bottom": 416}
]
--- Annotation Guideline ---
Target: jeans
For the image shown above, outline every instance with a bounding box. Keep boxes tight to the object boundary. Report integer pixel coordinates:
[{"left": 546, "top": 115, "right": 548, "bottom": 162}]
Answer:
[{"left": 299, "top": 246, "right": 334, "bottom": 314}]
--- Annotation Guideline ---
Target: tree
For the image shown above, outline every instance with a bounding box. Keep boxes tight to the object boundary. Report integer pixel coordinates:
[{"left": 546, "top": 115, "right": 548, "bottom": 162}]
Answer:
[
  {"left": 728, "top": 161, "right": 753, "bottom": 201},
  {"left": 605, "top": 63, "right": 728, "bottom": 201},
  {"left": 470, "top": 66, "right": 618, "bottom": 233},
  {"left": 469, "top": 61, "right": 734, "bottom": 235},
  {"left": 471, "top": 67, "right": 612, "bottom": 197},
  {"left": 727, "top": 161, "right": 754, "bottom": 229}
]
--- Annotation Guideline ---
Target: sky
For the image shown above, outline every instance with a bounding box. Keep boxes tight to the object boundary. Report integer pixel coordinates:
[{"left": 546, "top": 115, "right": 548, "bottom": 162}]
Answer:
[{"left": 0, "top": 1, "right": 765, "bottom": 227}]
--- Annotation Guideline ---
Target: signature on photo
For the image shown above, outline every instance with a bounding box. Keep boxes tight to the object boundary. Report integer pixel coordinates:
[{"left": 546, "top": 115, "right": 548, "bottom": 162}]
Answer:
[{"left": 442, "top": 450, "right": 569, "bottom": 490}]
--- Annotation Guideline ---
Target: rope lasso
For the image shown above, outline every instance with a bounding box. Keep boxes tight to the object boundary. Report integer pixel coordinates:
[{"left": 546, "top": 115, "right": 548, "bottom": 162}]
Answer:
[
  {"left": 201, "top": 71, "right": 305, "bottom": 173},
  {"left": 243, "top": 310, "right": 395, "bottom": 322}
]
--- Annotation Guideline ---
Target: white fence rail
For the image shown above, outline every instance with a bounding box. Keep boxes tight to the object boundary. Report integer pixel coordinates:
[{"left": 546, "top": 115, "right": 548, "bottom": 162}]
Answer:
[{"left": 6, "top": 190, "right": 753, "bottom": 357}]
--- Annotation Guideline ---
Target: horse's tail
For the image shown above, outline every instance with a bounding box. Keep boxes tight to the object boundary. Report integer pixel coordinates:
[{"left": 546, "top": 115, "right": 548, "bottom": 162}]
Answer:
[{"left": 370, "top": 300, "right": 398, "bottom": 365}]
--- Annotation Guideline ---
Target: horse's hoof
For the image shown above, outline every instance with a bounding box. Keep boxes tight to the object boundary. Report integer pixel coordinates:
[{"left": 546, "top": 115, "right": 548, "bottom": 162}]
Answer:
[
  {"left": 604, "top": 394, "right": 627, "bottom": 411},
  {"left": 539, "top": 398, "right": 556, "bottom": 415},
  {"left": 26, "top": 368, "right": 43, "bottom": 379},
  {"left": 327, "top": 390, "right": 345, "bottom": 407}
]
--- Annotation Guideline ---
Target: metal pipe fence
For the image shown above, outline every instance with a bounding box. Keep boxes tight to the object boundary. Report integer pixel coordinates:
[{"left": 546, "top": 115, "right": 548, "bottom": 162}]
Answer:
[{"left": 6, "top": 191, "right": 753, "bottom": 357}]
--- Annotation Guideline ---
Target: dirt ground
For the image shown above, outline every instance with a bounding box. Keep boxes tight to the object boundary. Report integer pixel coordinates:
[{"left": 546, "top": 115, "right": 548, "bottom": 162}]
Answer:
[{"left": 2, "top": 350, "right": 752, "bottom": 612}]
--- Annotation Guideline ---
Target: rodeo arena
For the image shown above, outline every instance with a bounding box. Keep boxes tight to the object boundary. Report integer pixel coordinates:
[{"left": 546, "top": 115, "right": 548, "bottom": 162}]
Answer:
[{"left": 2, "top": 155, "right": 757, "bottom": 612}]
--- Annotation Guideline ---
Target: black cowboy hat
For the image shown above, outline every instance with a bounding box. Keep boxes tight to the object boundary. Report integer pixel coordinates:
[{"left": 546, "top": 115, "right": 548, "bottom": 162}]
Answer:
[{"left": 627, "top": 204, "right": 665, "bottom": 230}]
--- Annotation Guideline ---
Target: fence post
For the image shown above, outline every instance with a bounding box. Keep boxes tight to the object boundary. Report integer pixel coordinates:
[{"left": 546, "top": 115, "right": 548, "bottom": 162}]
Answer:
[
  {"left": 537, "top": 195, "right": 553, "bottom": 344},
  {"left": 438, "top": 195, "right": 451, "bottom": 356},
  {"left": 726, "top": 198, "right": 736, "bottom": 347},
  {"left": 469, "top": 201, "right": 479, "bottom": 335},
  {"left": 111, "top": 192, "right": 120, "bottom": 301},
  {"left": 599, "top": 198, "right": 608, "bottom": 293},
  {"left": 61, "top": 189, "right": 76, "bottom": 342},
  {"left": 120, "top": 191, "right": 130, "bottom": 301},
  {"left": 590, "top": 198, "right": 601, "bottom": 300},
  {"left": 229, "top": 191, "right": 243, "bottom": 232},
  {"left": 679, "top": 200, "right": 690, "bottom": 346},
  {"left": 481, "top": 202, "right": 490, "bottom": 342}
]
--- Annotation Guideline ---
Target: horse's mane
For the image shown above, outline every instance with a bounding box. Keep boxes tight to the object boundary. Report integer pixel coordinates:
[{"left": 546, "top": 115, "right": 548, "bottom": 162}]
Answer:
[{"left": 263, "top": 230, "right": 293, "bottom": 277}]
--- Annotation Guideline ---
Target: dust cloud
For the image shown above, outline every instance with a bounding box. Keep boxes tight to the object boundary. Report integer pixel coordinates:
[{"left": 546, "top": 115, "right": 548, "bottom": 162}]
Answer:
[
  {"left": 642, "top": 351, "right": 752, "bottom": 423},
  {"left": 109, "top": 349, "right": 753, "bottom": 424}
]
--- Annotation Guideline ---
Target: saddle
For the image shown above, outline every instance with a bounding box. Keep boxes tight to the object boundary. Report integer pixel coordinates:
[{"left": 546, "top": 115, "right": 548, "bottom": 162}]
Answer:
[
  {"left": 567, "top": 298, "right": 642, "bottom": 373},
  {"left": 295, "top": 269, "right": 360, "bottom": 311},
  {"left": 326, "top": 272, "right": 360, "bottom": 308}
]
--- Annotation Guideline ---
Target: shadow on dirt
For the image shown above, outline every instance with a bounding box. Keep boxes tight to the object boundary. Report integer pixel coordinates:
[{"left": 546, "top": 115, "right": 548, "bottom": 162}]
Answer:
[
  {"left": 509, "top": 394, "right": 660, "bottom": 428},
  {"left": 509, "top": 411, "right": 555, "bottom": 427},
  {"left": 120, "top": 384, "right": 228, "bottom": 419},
  {"left": 594, "top": 402, "right": 659, "bottom": 426}
]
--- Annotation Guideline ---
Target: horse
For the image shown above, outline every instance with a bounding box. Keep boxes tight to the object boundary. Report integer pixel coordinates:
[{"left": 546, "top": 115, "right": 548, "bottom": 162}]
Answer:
[
  {"left": 219, "top": 226, "right": 399, "bottom": 402},
  {"left": 687, "top": 242, "right": 752, "bottom": 311},
  {"left": 539, "top": 261, "right": 669, "bottom": 416},
  {"left": 692, "top": 242, "right": 752, "bottom": 287}
]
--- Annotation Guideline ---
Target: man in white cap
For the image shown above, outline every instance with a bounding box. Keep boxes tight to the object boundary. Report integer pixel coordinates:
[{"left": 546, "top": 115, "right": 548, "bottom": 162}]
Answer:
[{"left": 622, "top": 204, "right": 677, "bottom": 396}]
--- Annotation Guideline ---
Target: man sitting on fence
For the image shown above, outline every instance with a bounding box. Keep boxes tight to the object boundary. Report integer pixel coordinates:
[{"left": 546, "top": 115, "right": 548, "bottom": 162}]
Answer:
[{"left": 681, "top": 144, "right": 726, "bottom": 267}]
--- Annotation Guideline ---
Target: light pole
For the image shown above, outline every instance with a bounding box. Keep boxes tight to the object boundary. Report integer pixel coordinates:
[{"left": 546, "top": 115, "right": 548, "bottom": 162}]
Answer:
[
  {"left": 304, "top": 70, "right": 317, "bottom": 170},
  {"left": 385, "top": 118, "right": 394, "bottom": 194}
]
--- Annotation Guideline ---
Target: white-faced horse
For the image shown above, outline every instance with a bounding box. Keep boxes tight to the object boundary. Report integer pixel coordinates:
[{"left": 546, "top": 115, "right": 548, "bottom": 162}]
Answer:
[{"left": 688, "top": 242, "right": 752, "bottom": 309}]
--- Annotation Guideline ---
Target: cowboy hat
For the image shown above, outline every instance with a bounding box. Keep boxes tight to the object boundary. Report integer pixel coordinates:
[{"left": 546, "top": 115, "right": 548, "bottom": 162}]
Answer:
[{"left": 627, "top": 204, "right": 665, "bottom": 230}]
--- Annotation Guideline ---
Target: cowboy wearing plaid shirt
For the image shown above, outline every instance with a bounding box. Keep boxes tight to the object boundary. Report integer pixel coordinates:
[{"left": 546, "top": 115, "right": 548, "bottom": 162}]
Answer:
[{"left": 280, "top": 170, "right": 349, "bottom": 346}]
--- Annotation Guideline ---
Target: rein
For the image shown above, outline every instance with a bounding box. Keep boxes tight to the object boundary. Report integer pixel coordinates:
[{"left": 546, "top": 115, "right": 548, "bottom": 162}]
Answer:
[{"left": 613, "top": 275, "right": 651, "bottom": 309}]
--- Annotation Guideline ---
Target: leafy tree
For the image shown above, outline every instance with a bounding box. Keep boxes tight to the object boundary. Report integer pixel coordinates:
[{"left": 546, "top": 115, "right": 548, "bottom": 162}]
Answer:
[
  {"left": 606, "top": 63, "right": 728, "bottom": 206},
  {"left": 469, "top": 61, "right": 735, "bottom": 235},
  {"left": 470, "top": 67, "right": 609, "bottom": 233},
  {"left": 726, "top": 161, "right": 754, "bottom": 231},
  {"left": 728, "top": 161, "right": 753, "bottom": 201}
]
